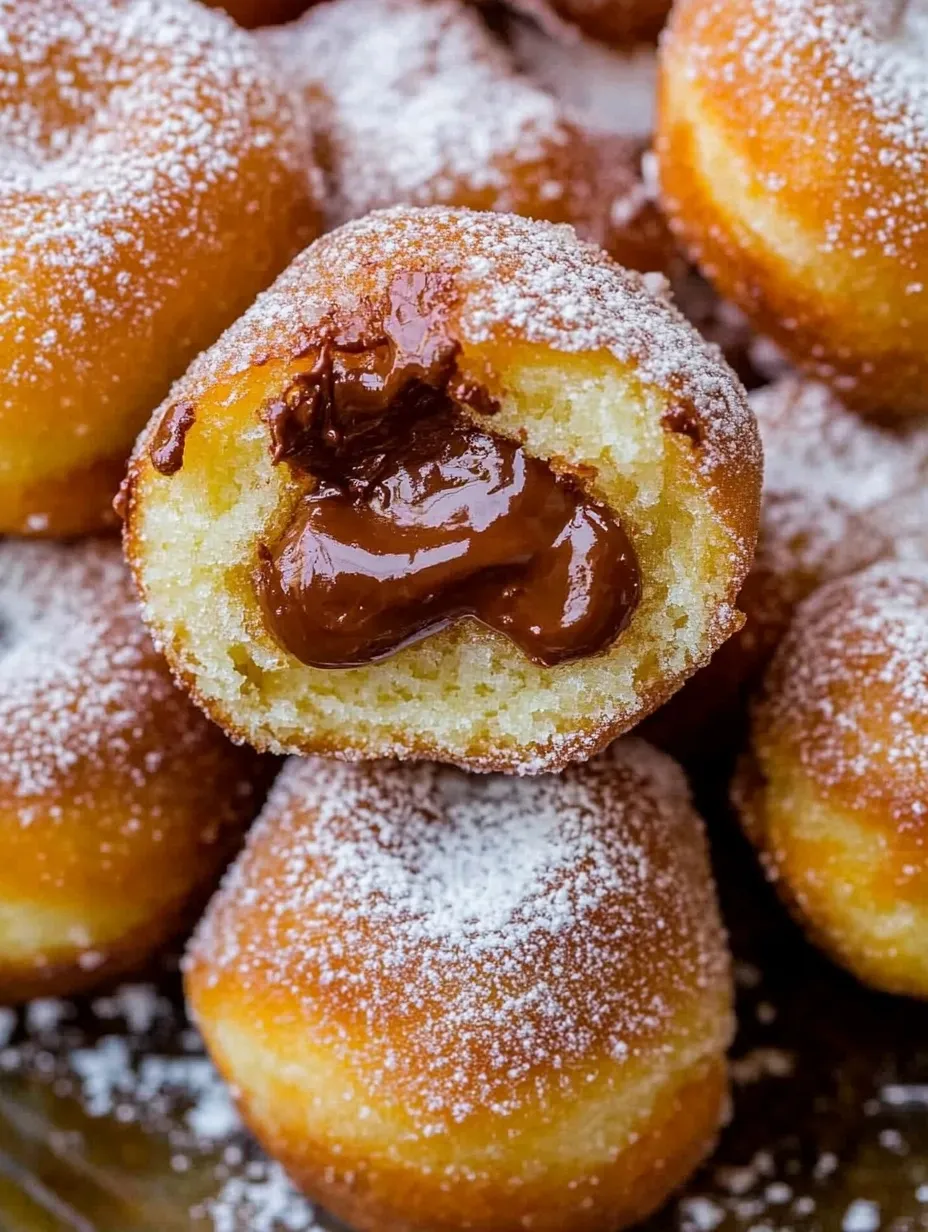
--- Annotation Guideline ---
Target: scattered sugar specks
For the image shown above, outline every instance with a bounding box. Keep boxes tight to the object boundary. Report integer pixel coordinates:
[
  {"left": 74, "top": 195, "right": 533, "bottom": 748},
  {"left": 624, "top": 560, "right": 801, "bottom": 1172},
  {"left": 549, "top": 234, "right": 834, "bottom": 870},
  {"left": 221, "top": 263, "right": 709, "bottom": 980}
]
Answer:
[{"left": 843, "top": 1197, "right": 882, "bottom": 1232}]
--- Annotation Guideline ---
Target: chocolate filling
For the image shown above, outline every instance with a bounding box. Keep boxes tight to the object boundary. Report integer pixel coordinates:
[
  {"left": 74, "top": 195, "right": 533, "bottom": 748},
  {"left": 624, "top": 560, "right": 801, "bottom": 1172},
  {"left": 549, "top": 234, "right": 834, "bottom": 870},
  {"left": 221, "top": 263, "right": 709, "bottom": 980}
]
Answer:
[{"left": 254, "top": 272, "right": 641, "bottom": 669}]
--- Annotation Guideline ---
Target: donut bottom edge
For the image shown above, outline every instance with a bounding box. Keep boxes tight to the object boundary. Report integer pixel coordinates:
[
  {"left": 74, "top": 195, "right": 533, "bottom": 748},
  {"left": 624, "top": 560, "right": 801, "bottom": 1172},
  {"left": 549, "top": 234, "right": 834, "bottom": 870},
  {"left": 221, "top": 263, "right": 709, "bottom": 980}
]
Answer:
[
  {"left": 733, "top": 751, "right": 928, "bottom": 1001},
  {"left": 186, "top": 996, "right": 730, "bottom": 1232}
]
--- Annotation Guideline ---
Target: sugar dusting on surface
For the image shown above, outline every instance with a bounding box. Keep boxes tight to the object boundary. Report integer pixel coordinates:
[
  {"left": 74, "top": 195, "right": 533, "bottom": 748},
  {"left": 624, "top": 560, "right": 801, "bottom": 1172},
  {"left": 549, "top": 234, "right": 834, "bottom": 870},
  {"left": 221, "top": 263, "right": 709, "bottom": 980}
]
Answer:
[
  {"left": 0, "top": 0, "right": 314, "bottom": 421},
  {"left": 189, "top": 739, "right": 731, "bottom": 1130},
  {"left": 507, "top": 14, "right": 658, "bottom": 136},
  {"left": 262, "top": 0, "right": 571, "bottom": 221},
  {"left": 758, "top": 563, "right": 928, "bottom": 814},
  {"left": 750, "top": 378, "right": 928, "bottom": 589},
  {"left": 146, "top": 205, "right": 758, "bottom": 488},
  {"left": 0, "top": 540, "right": 185, "bottom": 810},
  {"left": 0, "top": 982, "right": 321, "bottom": 1230}
]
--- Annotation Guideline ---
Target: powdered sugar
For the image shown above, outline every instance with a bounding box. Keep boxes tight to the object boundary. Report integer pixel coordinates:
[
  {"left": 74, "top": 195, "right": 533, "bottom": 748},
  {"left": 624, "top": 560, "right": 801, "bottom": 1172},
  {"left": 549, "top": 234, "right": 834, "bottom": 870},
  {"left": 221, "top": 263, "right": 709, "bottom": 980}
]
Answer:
[
  {"left": 144, "top": 205, "right": 757, "bottom": 488},
  {"left": 758, "top": 562, "right": 928, "bottom": 812},
  {"left": 0, "top": 540, "right": 181, "bottom": 807},
  {"left": 189, "top": 739, "right": 731, "bottom": 1131},
  {"left": 750, "top": 378, "right": 928, "bottom": 589},
  {"left": 672, "top": 0, "right": 928, "bottom": 263},
  {"left": 0, "top": 0, "right": 315, "bottom": 434},
  {"left": 507, "top": 15, "right": 658, "bottom": 136},
  {"left": 262, "top": 0, "right": 568, "bottom": 222}
]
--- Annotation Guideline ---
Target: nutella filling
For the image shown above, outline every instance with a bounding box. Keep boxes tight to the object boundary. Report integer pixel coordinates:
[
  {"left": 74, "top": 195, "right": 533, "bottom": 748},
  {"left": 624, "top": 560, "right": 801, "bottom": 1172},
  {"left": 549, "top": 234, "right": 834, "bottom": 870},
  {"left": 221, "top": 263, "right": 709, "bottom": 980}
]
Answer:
[{"left": 254, "top": 273, "right": 640, "bottom": 669}]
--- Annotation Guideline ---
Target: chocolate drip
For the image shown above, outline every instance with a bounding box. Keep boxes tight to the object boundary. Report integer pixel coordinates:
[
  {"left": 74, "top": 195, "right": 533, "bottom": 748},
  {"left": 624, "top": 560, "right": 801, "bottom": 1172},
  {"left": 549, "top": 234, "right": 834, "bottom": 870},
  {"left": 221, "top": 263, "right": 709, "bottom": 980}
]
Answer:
[
  {"left": 254, "top": 273, "right": 641, "bottom": 669},
  {"left": 150, "top": 401, "right": 196, "bottom": 476}
]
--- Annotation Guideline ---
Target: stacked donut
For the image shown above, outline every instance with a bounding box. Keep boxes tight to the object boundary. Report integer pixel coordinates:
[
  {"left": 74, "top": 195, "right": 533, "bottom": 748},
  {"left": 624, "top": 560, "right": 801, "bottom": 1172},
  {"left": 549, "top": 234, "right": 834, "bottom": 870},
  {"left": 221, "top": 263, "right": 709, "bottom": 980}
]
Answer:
[{"left": 3, "top": 0, "right": 927, "bottom": 1228}]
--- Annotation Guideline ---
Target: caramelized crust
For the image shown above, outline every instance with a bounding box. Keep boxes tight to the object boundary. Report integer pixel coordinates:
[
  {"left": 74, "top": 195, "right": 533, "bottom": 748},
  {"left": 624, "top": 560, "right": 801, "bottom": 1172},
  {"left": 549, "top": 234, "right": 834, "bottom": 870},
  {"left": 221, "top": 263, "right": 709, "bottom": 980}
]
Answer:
[
  {"left": 733, "top": 565, "right": 928, "bottom": 998},
  {"left": 0, "top": 0, "right": 322, "bottom": 537},
  {"left": 0, "top": 541, "right": 268, "bottom": 1003},
  {"left": 186, "top": 740, "right": 734, "bottom": 1231},
  {"left": 124, "top": 206, "right": 760, "bottom": 773},
  {"left": 658, "top": 0, "right": 928, "bottom": 418}
]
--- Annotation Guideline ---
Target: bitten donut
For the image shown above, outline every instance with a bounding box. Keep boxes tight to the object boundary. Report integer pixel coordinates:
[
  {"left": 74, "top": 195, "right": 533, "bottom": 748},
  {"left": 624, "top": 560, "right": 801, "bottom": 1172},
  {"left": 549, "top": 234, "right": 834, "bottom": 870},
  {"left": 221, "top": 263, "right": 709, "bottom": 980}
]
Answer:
[
  {"left": 647, "top": 377, "right": 928, "bottom": 754},
  {"left": 733, "top": 565, "right": 928, "bottom": 998},
  {"left": 658, "top": 0, "right": 928, "bottom": 419},
  {"left": 186, "top": 741, "right": 734, "bottom": 1232},
  {"left": 123, "top": 207, "right": 760, "bottom": 773},
  {"left": 0, "top": 0, "right": 322, "bottom": 537},
  {"left": 260, "top": 0, "right": 678, "bottom": 277},
  {"left": 0, "top": 540, "right": 267, "bottom": 1004}
]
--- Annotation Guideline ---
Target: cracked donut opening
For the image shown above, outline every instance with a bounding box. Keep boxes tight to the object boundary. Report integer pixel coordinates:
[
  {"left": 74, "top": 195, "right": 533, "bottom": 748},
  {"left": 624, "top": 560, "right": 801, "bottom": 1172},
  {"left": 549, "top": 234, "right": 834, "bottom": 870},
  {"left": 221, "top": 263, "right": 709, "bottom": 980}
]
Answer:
[
  {"left": 249, "top": 274, "right": 640, "bottom": 670},
  {"left": 125, "top": 207, "right": 760, "bottom": 772}
]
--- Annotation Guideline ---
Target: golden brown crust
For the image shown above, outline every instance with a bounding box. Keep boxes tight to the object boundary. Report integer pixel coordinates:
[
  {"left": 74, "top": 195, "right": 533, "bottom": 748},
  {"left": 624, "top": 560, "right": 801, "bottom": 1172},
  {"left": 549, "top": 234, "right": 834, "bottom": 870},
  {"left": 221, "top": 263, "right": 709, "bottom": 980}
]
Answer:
[
  {"left": 0, "top": 0, "right": 322, "bottom": 536},
  {"left": 124, "top": 206, "right": 760, "bottom": 772},
  {"left": 0, "top": 540, "right": 270, "bottom": 1004},
  {"left": 732, "top": 564, "right": 928, "bottom": 997},
  {"left": 657, "top": 0, "right": 928, "bottom": 419},
  {"left": 186, "top": 741, "right": 733, "bottom": 1230}
]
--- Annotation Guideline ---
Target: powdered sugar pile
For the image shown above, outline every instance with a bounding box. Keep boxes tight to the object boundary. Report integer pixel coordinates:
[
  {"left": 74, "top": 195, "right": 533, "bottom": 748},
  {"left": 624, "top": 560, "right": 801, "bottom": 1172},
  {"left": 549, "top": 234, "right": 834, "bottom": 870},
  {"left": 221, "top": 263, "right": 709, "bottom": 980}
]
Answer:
[
  {"left": 262, "top": 0, "right": 570, "bottom": 222},
  {"left": 190, "top": 739, "right": 730, "bottom": 1131},
  {"left": 507, "top": 15, "right": 658, "bottom": 136}
]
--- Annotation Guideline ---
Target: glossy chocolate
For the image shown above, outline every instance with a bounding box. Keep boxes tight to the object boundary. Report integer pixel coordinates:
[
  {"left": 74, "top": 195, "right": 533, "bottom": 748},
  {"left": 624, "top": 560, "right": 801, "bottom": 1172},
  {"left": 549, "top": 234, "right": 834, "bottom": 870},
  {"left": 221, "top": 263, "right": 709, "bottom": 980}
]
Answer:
[
  {"left": 254, "top": 273, "right": 640, "bottom": 669},
  {"left": 150, "top": 402, "right": 196, "bottom": 476}
]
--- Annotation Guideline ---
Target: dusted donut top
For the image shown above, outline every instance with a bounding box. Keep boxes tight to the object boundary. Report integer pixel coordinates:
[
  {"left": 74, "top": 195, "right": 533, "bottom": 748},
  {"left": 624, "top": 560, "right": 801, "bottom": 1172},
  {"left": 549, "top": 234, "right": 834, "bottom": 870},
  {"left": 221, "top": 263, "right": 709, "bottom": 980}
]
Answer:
[
  {"left": 189, "top": 740, "right": 731, "bottom": 1133},
  {"left": 758, "top": 563, "right": 928, "bottom": 823}
]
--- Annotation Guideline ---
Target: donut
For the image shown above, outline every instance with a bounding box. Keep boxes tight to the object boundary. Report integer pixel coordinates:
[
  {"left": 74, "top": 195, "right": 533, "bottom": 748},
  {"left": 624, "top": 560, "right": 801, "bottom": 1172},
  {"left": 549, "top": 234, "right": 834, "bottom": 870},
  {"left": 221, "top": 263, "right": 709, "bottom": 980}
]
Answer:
[
  {"left": 259, "top": 0, "right": 679, "bottom": 278},
  {"left": 732, "top": 564, "right": 928, "bottom": 999},
  {"left": 207, "top": 0, "right": 311, "bottom": 25},
  {"left": 0, "top": 0, "right": 322, "bottom": 538},
  {"left": 646, "top": 377, "right": 928, "bottom": 755},
  {"left": 186, "top": 740, "right": 734, "bottom": 1232},
  {"left": 658, "top": 0, "right": 928, "bottom": 419},
  {"left": 0, "top": 540, "right": 268, "bottom": 1004},
  {"left": 122, "top": 206, "right": 760, "bottom": 773}
]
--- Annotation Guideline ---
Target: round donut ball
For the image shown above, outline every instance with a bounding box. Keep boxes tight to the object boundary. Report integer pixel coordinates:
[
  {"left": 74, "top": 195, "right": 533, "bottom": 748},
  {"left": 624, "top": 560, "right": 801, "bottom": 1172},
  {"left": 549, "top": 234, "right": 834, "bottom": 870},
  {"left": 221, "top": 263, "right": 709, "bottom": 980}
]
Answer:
[
  {"left": 0, "top": 540, "right": 269, "bottom": 1004},
  {"left": 733, "top": 564, "right": 928, "bottom": 998},
  {"left": 186, "top": 740, "right": 734, "bottom": 1232},
  {"left": 657, "top": 0, "right": 928, "bottom": 419},
  {"left": 0, "top": 0, "right": 323, "bottom": 537},
  {"left": 123, "top": 205, "right": 761, "bottom": 773},
  {"left": 260, "top": 0, "right": 680, "bottom": 278},
  {"left": 646, "top": 377, "right": 928, "bottom": 756}
]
